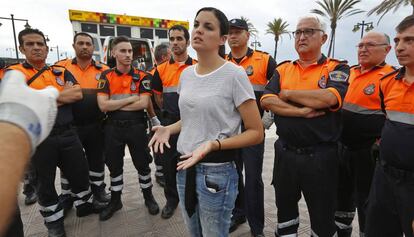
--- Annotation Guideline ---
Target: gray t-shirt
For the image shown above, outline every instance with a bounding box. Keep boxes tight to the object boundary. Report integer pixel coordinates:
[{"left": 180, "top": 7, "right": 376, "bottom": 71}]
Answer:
[{"left": 177, "top": 62, "right": 255, "bottom": 155}]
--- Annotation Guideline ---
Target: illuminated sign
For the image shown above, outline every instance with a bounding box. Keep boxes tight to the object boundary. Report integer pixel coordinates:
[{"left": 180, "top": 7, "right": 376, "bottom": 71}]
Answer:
[{"left": 69, "top": 9, "right": 189, "bottom": 29}]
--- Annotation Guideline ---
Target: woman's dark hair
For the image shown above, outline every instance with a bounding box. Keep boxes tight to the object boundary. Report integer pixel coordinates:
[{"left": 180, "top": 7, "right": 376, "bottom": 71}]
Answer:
[{"left": 195, "top": 7, "right": 228, "bottom": 58}]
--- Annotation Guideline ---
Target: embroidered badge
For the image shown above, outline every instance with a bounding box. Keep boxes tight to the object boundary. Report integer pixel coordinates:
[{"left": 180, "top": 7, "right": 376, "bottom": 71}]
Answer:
[
  {"left": 97, "top": 79, "right": 106, "bottom": 89},
  {"left": 142, "top": 79, "right": 151, "bottom": 90},
  {"left": 95, "top": 73, "right": 101, "bottom": 80},
  {"left": 318, "top": 76, "right": 327, "bottom": 88},
  {"left": 329, "top": 71, "right": 348, "bottom": 82},
  {"left": 364, "top": 83, "right": 375, "bottom": 95},
  {"left": 245, "top": 65, "right": 254, "bottom": 76},
  {"left": 56, "top": 77, "right": 65, "bottom": 86},
  {"left": 130, "top": 82, "right": 137, "bottom": 91}
]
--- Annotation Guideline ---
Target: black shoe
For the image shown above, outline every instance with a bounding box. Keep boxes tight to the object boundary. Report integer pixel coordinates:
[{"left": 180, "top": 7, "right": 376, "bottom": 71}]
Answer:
[
  {"left": 47, "top": 221, "right": 66, "bottom": 237},
  {"left": 229, "top": 217, "right": 246, "bottom": 233},
  {"left": 58, "top": 194, "right": 73, "bottom": 217},
  {"left": 143, "top": 189, "right": 159, "bottom": 215},
  {"left": 76, "top": 202, "right": 104, "bottom": 217},
  {"left": 156, "top": 176, "right": 165, "bottom": 187},
  {"left": 24, "top": 192, "right": 38, "bottom": 205},
  {"left": 99, "top": 193, "right": 123, "bottom": 221},
  {"left": 161, "top": 205, "right": 176, "bottom": 219},
  {"left": 92, "top": 186, "right": 111, "bottom": 203}
]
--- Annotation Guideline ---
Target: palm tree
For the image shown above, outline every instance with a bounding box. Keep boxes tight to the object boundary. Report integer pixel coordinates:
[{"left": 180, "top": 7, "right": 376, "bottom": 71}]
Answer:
[
  {"left": 368, "top": 0, "right": 414, "bottom": 24},
  {"left": 311, "top": 0, "right": 364, "bottom": 57},
  {"left": 266, "top": 18, "right": 290, "bottom": 59},
  {"left": 240, "top": 16, "right": 259, "bottom": 38}
]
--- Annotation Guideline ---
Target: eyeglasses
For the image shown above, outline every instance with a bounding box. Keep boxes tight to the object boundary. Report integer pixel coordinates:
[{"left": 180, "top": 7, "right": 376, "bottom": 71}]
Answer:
[
  {"left": 293, "top": 28, "right": 324, "bottom": 38},
  {"left": 356, "top": 43, "right": 388, "bottom": 50}
]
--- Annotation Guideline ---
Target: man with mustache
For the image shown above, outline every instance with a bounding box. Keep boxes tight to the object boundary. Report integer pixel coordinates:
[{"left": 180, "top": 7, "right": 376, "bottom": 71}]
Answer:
[
  {"left": 152, "top": 25, "right": 196, "bottom": 219},
  {"left": 56, "top": 32, "right": 110, "bottom": 213},
  {"left": 6, "top": 28, "right": 96, "bottom": 237},
  {"left": 365, "top": 15, "right": 414, "bottom": 237},
  {"left": 335, "top": 32, "right": 394, "bottom": 237},
  {"left": 261, "top": 16, "right": 349, "bottom": 237},
  {"left": 97, "top": 36, "right": 159, "bottom": 221}
]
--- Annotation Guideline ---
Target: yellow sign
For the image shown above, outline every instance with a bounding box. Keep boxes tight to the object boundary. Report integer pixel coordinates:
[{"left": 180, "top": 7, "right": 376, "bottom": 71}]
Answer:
[{"left": 69, "top": 9, "right": 189, "bottom": 29}]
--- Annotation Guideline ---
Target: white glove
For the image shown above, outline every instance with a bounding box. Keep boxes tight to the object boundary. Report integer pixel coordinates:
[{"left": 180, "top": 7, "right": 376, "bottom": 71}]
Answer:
[
  {"left": 150, "top": 116, "right": 161, "bottom": 126},
  {"left": 0, "top": 70, "right": 59, "bottom": 153},
  {"left": 262, "top": 110, "right": 274, "bottom": 130}
]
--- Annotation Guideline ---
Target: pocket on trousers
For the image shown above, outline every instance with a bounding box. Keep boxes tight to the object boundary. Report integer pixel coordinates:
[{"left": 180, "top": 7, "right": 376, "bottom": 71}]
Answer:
[{"left": 203, "top": 174, "right": 227, "bottom": 194}]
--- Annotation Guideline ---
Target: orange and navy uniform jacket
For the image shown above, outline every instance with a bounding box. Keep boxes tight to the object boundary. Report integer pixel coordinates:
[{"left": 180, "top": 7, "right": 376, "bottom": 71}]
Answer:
[
  {"left": 379, "top": 67, "right": 414, "bottom": 170},
  {"left": 6, "top": 61, "right": 78, "bottom": 126},
  {"left": 261, "top": 55, "right": 350, "bottom": 147},
  {"left": 226, "top": 48, "right": 276, "bottom": 116},
  {"left": 56, "top": 58, "right": 109, "bottom": 124},
  {"left": 97, "top": 67, "right": 152, "bottom": 120},
  {"left": 151, "top": 56, "right": 196, "bottom": 118},
  {"left": 341, "top": 62, "right": 396, "bottom": 149}
]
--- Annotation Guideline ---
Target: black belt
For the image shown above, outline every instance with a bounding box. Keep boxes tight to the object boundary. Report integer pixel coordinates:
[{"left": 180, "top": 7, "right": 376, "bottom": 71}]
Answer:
[
  {"left": 381, "top": 162, "right": 414, "bottom": 181},
  {"left": 180, "top": 149, "right": 238, "bottom": 218},
  {"left": 50, "top": 124, "right": 73, "bottom": 136},
  {"left": 107, "top": 118, "right": 146, "bottom": 127}
]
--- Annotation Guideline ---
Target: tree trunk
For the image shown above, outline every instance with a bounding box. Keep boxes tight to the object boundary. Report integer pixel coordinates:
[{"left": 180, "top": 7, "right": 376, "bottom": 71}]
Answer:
[
  {"left": 327, "top": 29, "right": 334, "bottom": 57},
  {"left": 412, "top": 0, "right": 414, "bottom": 14},
  {"left": 274, "top": 37, "right": 279, "bottom": 60}
]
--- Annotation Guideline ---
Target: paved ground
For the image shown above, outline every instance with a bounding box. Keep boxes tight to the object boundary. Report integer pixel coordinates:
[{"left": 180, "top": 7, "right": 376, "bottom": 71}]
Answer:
[{"left": 19, "top": 127, "right": 359, "bottom": 236}]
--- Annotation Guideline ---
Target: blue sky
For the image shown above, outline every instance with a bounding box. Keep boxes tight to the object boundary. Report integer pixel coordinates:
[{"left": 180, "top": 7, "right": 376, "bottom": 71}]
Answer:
[{"left": 0, "top": 0, "right": 412, "bottom": 66}]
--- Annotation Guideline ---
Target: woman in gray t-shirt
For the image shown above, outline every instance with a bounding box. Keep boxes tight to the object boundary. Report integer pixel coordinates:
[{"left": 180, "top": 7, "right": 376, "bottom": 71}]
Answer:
[{"left": 149, "top": 7, "right": 263, "bottom": 237}]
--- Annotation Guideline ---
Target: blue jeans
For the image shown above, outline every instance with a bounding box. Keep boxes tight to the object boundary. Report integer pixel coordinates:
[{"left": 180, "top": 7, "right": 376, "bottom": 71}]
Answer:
[{"left": 177, "top": 162, "right": 238, "bottom": 237}]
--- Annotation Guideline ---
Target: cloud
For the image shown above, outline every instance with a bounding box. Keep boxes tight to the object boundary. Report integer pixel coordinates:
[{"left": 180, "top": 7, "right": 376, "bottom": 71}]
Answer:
[{"left": 0, "top": 0, "right": 412, "bottom": 65}]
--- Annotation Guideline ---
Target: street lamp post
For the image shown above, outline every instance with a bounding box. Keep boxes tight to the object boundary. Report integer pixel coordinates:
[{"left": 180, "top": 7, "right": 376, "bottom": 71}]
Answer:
[
  {"left": 50, "top": 46, "right": 60, "bottom": 61},
  {"left": 0, "top": 14, "right": 31, "bottom": 60},
  {"left": 250, "top": 36, "right": 261, "bottom": 50},
  {"left": 353, "top": 21, "right": 374, "bottom": 39}
]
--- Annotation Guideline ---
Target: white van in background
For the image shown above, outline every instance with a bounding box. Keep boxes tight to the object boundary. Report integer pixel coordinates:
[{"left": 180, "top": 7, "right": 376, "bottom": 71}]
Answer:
[{"left": 90, "top": 34, "right": 155, "bottom": 71}]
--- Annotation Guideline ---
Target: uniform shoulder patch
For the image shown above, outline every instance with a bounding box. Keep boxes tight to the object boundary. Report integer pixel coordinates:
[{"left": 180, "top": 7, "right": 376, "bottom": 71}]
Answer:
[
  {"left": 141, "top": 78, "right": 151, "bottom": 90},
  {"left": 329, "top": 70, "right": 348, "bottom": 82}
]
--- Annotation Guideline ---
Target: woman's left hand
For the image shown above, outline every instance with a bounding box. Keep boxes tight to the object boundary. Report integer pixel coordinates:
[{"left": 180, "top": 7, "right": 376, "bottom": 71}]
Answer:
[{"left": 177, "top": 141, "right": 216, "bottom": 170}]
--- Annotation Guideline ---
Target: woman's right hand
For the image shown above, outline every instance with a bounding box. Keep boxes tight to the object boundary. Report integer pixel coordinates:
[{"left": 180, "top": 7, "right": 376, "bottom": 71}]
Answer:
[{"left": 148, "top": 125, "right": 171, "bottom": 154}]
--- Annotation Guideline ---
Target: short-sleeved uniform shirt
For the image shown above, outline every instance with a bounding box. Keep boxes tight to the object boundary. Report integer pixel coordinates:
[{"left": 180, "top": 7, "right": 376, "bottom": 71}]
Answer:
[
  {"left": 262, "top": 55, "right": 350, "bottom": 147},
  {"left": 97, "top": 67, "right": 152, "bottom": 120},
  {"left": 152, "top": 57, "right": 196, "bottom": 117},
  {"left": 177, "top": 62, "right": 255, "bottom": 155},
  {"left": 6, "top": 61, "right": 78, "bottom": 126},
  {"left": 56, "top": 58, "right": 109, "bottom": 123},
  {"left": 379, "top": 67, "right": 414, "bottom": 170},
  {"left": 341, "top": 63, "right": 396, "bottom": 148},
  {"left": 227, "top": 48, "right": 276, "bottom": 115}
]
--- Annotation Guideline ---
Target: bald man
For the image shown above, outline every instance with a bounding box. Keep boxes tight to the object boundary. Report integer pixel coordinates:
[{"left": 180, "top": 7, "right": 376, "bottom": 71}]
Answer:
[{"left": 335, "top": 32, "right": 395, "bottom": 237}]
